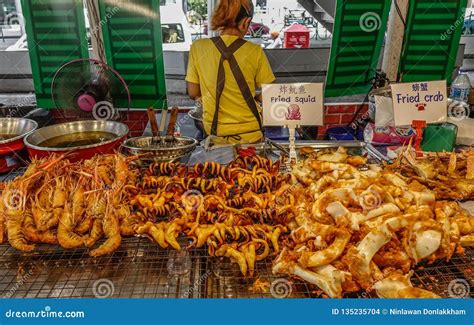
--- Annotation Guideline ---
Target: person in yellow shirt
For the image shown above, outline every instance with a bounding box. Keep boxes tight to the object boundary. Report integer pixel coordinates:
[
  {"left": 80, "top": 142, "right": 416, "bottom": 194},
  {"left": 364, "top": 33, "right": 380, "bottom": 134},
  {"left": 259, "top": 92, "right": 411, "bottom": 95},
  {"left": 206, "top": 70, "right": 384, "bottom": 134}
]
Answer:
[{"left": 186, "top": 0, "right": 275, "bottom": 144}]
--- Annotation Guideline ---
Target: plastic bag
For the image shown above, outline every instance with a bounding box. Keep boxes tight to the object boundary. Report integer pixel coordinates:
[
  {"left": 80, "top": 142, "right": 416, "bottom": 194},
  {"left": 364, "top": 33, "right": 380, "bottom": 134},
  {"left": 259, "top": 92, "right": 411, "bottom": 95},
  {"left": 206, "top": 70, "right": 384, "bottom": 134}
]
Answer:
[{"left": 364, "top": 123, "right": 416, "bottom": 145}]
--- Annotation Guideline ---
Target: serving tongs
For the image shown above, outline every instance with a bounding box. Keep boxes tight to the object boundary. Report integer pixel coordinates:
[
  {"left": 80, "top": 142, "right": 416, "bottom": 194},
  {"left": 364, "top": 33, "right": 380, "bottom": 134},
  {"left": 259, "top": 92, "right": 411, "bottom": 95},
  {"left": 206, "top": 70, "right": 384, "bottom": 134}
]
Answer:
[
  {"left": 264, "top": 138, "right": 290, "bottom": 157},
  {"left": 147, "top": 107, "right": 161, "bottom": 146},
  {"left": 364, "top": 143, "right": 393, "bottom": 164}
]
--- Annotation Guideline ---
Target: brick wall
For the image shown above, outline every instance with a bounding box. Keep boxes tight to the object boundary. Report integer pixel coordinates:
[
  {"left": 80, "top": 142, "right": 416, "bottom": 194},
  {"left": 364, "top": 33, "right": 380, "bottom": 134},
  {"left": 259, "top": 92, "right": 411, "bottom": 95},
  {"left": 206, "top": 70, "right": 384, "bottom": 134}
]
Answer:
[
  {"left": 51, "top": 103, "right": 368, "bottom": 139},
  {"left": 319, "top": 103, "right": 368, "bottom": 139}
]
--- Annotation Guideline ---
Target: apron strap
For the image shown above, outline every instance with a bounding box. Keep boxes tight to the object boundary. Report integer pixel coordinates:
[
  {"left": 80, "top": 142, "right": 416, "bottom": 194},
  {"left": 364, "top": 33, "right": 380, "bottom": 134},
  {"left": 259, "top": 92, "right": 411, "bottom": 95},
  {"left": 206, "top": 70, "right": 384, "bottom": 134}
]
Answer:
[{"left": 210, "top": 37, "right": 263, "bottom": 137}]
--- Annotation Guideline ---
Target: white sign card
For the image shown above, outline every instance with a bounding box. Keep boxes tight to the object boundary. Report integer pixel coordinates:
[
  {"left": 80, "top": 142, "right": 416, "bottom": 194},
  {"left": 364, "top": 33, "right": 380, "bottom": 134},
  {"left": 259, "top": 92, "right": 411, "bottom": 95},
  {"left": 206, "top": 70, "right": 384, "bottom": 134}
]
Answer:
[
  {"left": 262, "top": 83, "right": 323, "bottom": 127},
  {"left": 391, "top": 80, "right": 448, "bottom": 126}
]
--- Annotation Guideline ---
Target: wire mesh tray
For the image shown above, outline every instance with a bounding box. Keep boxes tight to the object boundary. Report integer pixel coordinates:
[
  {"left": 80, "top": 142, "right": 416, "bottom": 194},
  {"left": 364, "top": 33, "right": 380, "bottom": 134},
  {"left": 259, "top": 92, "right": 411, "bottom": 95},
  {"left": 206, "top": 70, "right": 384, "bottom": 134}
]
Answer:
[
  {"left": 0, "top": 237, "right": 472, "bottom": 298},
  {"left": 234, "top": 140, "right": 390, "bottom": 164},
  {"left": 0, "top": 238, "right": 206, "bottom": 298}
]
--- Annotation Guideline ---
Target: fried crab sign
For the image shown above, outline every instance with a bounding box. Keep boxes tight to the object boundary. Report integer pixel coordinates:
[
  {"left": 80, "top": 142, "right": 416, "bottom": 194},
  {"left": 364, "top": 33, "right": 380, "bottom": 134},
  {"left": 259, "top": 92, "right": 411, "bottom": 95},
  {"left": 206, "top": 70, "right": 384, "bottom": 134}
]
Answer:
[
  {"left": 391, "top": 80, "right": 448, "bottom": 126},
  {"left": 262, "top": 83, "right": 323, "bottom": 127}
]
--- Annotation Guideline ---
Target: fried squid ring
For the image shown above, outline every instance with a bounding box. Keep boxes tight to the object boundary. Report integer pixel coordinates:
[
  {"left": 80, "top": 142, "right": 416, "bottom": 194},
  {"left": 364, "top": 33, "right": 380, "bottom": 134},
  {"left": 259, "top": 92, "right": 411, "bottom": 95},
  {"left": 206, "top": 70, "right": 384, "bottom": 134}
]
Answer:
[{"left": 298, "top": 229, "right": 351, "bottom": 267}]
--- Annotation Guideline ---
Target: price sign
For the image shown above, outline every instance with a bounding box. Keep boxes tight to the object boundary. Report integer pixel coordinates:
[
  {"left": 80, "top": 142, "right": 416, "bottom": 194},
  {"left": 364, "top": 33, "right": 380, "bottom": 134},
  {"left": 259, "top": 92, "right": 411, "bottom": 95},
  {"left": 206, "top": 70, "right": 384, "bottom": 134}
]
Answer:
[
  {"left": 262, "top": 83, "right": 323, "bottom": 127},
  {"left": 391, "top": 80, "right": 448, "bottom": 126}
]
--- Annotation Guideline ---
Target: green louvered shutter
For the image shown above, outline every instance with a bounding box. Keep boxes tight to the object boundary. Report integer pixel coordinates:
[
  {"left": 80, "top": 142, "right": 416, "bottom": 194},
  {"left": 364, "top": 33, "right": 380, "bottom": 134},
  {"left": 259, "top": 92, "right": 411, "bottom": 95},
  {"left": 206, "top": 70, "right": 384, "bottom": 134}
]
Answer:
[
  {"left": 399, "top": 0, "right": 468, "bottom": 84},
  {"left": 99, "top": 0, "right": 167, "bottom": 109},
  {"left": 325, "top": 0, "right": 391, "bottom": 97},
  {"left": 22, "top": 0, "right": 89, "bottom": 108}
]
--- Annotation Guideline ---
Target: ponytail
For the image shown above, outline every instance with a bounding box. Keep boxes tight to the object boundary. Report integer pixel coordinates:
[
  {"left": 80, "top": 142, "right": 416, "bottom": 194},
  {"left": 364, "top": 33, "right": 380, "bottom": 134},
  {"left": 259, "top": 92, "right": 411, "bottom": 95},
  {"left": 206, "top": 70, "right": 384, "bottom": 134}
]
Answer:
[{"left": 211, "top": 0, "right": 253, "bottom": 31}]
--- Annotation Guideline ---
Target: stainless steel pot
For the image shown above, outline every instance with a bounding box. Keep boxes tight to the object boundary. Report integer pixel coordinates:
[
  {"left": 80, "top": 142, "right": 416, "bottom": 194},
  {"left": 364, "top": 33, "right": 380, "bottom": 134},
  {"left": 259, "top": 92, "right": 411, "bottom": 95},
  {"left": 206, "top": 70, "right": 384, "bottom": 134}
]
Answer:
[
  {"left": 0, "top": 118, "right": 38, "bottom": 172},
  {"left": 24, "top": 120, "right": 129, "bottom": 161},
  {"left": 0, "top": 118, "right": 38, "bottom": 145}
]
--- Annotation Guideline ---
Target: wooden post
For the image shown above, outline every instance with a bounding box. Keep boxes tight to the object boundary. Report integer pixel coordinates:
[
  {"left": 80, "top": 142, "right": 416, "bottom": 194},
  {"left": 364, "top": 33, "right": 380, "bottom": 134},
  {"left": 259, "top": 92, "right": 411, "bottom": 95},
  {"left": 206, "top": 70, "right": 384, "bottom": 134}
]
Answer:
[{"left": 382, "top": 0, "right": 409, "bottom": 82}]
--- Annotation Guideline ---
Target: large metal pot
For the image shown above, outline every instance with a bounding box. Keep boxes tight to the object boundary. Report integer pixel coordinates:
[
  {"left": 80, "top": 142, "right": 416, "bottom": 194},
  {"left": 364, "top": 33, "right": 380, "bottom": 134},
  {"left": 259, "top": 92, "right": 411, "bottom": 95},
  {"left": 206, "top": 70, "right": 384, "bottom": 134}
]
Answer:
[
  {"left": 0, "top": 118, "right": 38, "bottom": 172},
  {"left": 24, "top": 120, "right": 129, "bottom": 161}
]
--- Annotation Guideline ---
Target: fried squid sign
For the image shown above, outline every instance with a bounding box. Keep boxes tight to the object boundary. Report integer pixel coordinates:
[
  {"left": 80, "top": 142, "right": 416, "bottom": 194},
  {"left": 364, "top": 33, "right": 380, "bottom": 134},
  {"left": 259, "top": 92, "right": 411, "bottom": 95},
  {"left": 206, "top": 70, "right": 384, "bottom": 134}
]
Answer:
[
  {"left": 262, "top": 83, "right": 324, "bottom": 127},
  {"left": 391, "top": 80, "right": 448, "bottom": 126}
]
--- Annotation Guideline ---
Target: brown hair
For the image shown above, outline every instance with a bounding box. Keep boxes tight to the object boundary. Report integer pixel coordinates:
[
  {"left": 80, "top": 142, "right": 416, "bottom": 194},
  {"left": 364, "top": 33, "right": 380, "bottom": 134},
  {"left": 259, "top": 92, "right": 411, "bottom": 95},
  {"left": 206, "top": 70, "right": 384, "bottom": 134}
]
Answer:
[{"left": 211, "top": 0, "right": 253, "bottom": 31}]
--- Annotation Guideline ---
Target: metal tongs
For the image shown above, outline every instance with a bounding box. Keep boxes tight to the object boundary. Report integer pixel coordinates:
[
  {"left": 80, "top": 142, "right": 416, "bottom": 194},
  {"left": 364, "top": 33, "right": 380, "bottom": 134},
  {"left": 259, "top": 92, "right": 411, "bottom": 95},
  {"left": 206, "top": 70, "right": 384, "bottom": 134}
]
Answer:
[
  {"left": 364, "top": 142, "right": 393, "bottom": 164},
  {"left": 264, "top": 138, "right": 290, "bottom": 157}
]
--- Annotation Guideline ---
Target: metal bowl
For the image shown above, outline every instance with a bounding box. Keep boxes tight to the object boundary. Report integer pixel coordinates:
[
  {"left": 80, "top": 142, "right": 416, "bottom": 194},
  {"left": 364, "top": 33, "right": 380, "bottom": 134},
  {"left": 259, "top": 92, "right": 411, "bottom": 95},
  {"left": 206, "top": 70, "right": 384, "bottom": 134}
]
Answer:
[
  {"left": 188, "top": 109, "right": 204, "bottom": 136},
  {"left": 0, "top": 118, "right": 39, "bottom": 172},
  {"left": 121, "top": 136, "right": 198, "bottom": 164},
  {"left": 24, "top": 120, "right": 129, "bottom": 161},
  {"left": 0, "top": 118, "right": 38, "bottom": 145}
]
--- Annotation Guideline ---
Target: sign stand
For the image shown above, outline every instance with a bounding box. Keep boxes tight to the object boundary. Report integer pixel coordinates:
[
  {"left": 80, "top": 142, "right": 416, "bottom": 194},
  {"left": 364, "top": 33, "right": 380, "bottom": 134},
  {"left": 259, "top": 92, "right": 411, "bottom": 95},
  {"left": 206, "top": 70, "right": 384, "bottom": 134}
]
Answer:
[
  {"left": 288, "top": 126, "right": 297, "bottom": 166},
  {"left": 391, "top": 80, "right": 448, "bottom": 157},
  {"left": 262, "top": 83, "right": 324, "bottom": 169},
  {"left": 411, "top": 120, "right": 426, "bottom": 156}
]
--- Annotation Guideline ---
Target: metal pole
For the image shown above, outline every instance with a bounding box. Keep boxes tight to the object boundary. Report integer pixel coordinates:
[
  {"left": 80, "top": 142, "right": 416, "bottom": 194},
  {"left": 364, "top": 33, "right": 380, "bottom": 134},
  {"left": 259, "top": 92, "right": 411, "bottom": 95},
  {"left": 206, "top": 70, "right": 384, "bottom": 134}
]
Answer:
[
  {"left": 14, "top": 0, "right": 25, "bottom": 34},
  {"left": 207, "top": 0, "right": 218, "bottom": 37}
]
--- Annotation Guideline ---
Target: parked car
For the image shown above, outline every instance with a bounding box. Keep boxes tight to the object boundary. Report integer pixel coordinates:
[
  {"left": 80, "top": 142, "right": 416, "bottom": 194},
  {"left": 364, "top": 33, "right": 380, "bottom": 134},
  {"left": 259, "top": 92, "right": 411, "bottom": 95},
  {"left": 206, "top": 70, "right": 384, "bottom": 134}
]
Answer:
[{"left": 160, "top": 3, "right": 193, "bottom": 51}]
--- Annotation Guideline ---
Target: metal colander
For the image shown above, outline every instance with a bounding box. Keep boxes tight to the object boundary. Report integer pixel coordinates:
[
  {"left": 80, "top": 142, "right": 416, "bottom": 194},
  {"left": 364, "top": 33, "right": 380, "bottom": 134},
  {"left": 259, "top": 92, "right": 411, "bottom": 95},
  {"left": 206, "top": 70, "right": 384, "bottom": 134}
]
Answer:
[{"left": 120, "top": 136, "right": 198, "bottom": 165}]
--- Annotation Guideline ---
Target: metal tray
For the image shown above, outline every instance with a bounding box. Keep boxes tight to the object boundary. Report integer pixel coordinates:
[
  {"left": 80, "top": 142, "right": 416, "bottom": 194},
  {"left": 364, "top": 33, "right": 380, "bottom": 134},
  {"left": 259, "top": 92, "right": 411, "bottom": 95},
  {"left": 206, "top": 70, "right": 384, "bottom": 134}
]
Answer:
[
  {"left": 0, "top": 238, "right": 472, "bottom": 298},
  {"left": 0, "top": 238, "right": 205, "bottom": 298},
  {"left": 234, "top": 140, "right": 391, "bottom": 163}
]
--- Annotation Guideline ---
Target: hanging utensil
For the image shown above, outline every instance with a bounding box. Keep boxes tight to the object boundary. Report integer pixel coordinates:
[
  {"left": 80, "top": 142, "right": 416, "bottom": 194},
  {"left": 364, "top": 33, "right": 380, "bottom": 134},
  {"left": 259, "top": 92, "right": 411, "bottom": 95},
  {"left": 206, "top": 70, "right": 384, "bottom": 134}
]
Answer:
[
  {"left": 147, "top": 107, "right": 161, "bottom": 146},
  {"left": 164, "top": 107, "right": 179, "bottom": 147}
]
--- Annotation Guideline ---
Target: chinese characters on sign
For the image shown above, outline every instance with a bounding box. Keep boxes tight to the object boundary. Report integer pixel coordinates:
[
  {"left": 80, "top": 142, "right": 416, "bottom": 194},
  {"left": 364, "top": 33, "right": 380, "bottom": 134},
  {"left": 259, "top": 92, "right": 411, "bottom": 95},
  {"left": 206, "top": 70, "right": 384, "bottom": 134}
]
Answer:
[
  {"left": 391, "top": 80, "right": 448, "bottom": 126},
  {"left": 262, "top": 83, "right": 323, "bottom": 127}
]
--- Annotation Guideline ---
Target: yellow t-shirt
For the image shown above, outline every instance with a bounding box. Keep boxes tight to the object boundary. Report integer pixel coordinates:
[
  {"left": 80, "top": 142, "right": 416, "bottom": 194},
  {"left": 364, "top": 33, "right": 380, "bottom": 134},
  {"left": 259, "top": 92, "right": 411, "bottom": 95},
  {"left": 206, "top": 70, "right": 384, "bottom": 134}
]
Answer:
[{"left": 186, "top": 35, "right": 275, "bottom": 144}]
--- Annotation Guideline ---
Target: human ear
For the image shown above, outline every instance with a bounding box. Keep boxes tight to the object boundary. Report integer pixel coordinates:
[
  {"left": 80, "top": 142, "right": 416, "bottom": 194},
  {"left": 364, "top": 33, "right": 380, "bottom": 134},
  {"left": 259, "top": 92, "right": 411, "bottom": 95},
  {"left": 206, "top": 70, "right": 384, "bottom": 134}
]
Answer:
[{"left": 239, "top": 17, "right": 251, "bottom": 34}]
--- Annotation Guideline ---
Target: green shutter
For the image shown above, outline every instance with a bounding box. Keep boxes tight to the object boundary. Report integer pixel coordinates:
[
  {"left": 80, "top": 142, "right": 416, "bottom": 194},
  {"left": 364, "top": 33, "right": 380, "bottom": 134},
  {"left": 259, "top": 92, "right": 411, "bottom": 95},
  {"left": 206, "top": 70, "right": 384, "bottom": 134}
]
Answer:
[
  {"left": 325, "top": 0, "right": 391, "bottom": 97},
  {"left": 22, "top": 0, "right": 89, "bottom": 108},
  {"left": 399, "top": 0, "right": 468, "bottom": 84},
  {"left": 99, "top": 0, "right": 167, "bottom": 109}
]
